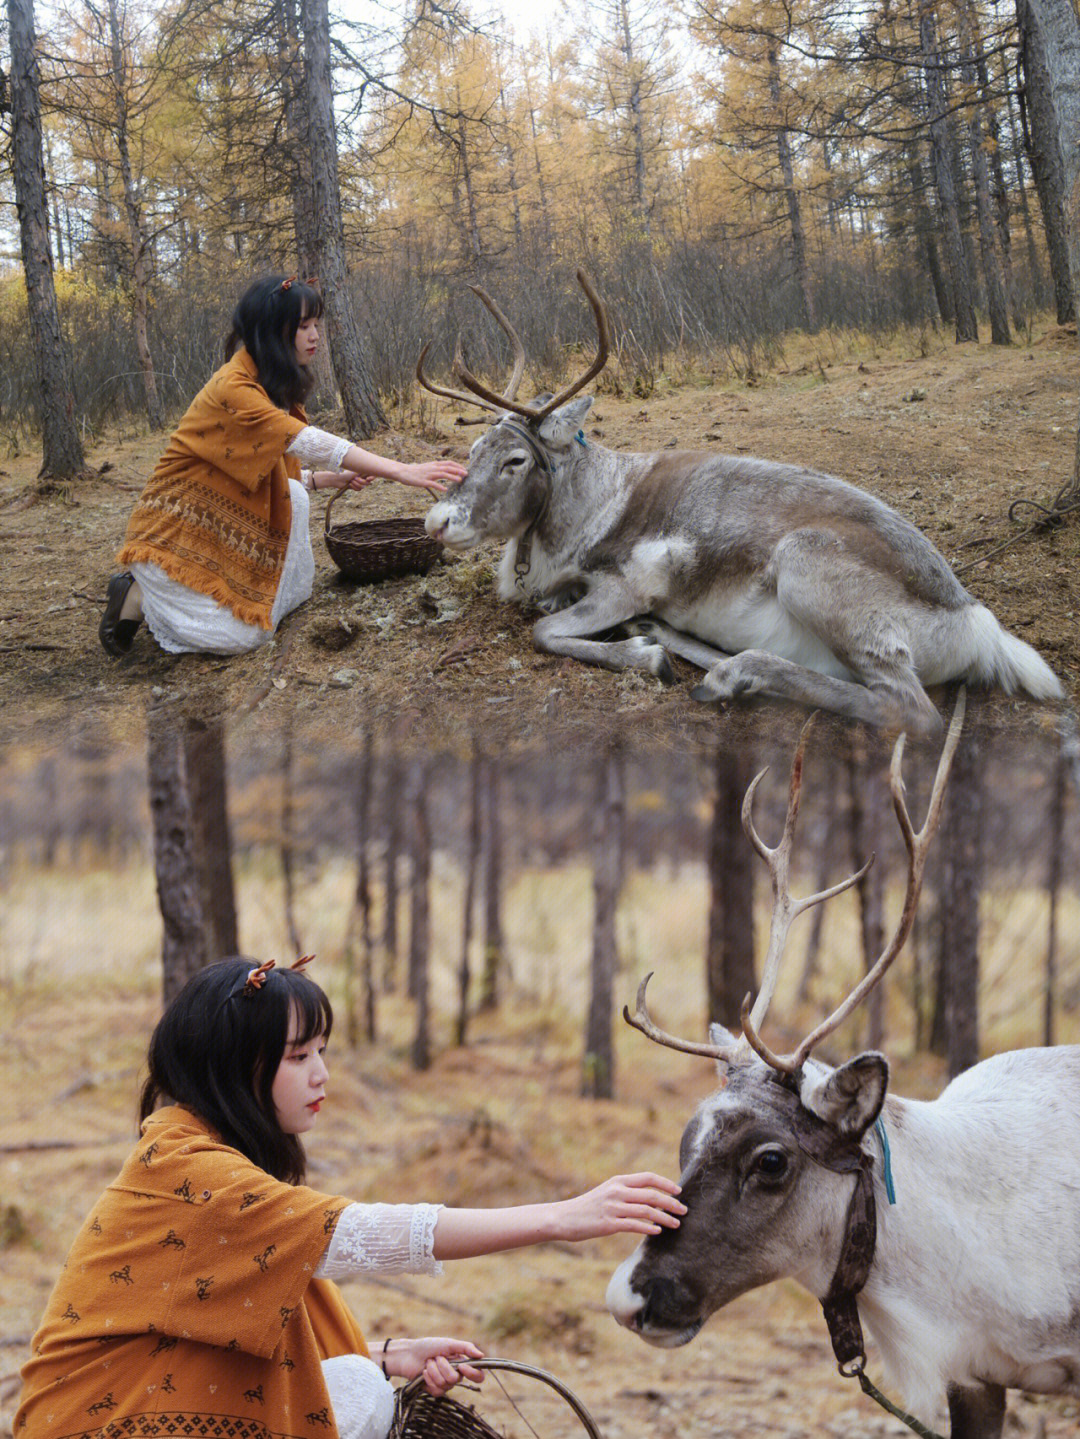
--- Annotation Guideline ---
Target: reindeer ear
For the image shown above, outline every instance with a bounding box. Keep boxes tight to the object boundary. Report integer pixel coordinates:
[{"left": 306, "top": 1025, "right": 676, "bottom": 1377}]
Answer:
[
  {"left": 798, "top": 1053, "right": 889, "bottom": 1139},
  {"left": 537, "top": 396, "right": 594, "bottom": 446},
  {"left": 708, "top": 1022, "right": 740, "bottom": 1076}
]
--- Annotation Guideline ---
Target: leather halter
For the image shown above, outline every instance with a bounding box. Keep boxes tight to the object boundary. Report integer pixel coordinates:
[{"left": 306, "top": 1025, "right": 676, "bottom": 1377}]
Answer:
[{"left": 786, "top": 1099, "right": 878, "bottom": 1372}]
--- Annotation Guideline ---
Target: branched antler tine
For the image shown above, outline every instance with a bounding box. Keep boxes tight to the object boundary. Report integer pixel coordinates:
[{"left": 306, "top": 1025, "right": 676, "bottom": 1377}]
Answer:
[
  {"left": 452, "top": 346, "right": 544, "bottom": 422},
  {"left": 739, "top": 992, "right": 798, "bottom": 1072},
  {"left": 415, "top": 340, "right": 502, "bottom": 415},
  {"left": 783, "top": 689, "right": 967, "bottom": 1073},
  {"left": 529, "top": 268, "right": 612, "bottom": 421},
  {"left": 467, "top": 286, "right": 527, "bottom": 401},
  {"left": 623, "top": 972, "right": 741, "bottom": 1063}
]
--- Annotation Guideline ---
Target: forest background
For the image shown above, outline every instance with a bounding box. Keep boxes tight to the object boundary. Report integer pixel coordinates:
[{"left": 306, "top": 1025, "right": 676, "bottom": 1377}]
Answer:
[{"left": 4, "top": 0, "right": 1080, "bottom": 1434}]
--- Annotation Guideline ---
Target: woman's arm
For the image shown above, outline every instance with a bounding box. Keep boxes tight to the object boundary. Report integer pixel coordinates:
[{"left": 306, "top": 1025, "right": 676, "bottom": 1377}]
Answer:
[
  {"left": 431, "top": 1172, "right": 685, "bottom": 1260},
  {"left": 287, "top": 425, "right": 466, "bottom": 494}
]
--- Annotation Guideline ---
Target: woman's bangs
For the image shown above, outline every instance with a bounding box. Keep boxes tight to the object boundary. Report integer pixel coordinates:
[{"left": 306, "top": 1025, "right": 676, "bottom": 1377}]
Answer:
[
  {"left": 289, "top": 977, "right": 333, "bottom": 1045},
  {"left": 298, "top": 284, "right": 323, "bottom": 320}
]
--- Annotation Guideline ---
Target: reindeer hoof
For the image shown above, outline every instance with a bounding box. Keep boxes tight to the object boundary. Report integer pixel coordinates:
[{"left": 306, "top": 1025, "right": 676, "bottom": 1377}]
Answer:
[
  {"left": 653, "top": 651, "right": 676, "bottom": 684},
  {"left": 690, "top": 682, "right": 720, "bottom": 705}
]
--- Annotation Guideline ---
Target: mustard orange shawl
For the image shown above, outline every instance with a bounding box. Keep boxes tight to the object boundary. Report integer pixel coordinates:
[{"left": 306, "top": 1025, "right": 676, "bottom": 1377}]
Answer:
[
  {"left": 117, "top": 348, "right": 309, "bottom": 629},
  {"left": 16, "top": 1107, "right": 368, "bottom": 1439}
]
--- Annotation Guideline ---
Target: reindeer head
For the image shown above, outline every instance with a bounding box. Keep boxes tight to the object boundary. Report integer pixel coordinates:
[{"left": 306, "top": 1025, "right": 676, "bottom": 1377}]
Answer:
[
  {"left": 607, "top": 696, "right": 964, "bottom": 1346},
  {"left": 419, "top": 272, "right": 609, "bottom": 548}
]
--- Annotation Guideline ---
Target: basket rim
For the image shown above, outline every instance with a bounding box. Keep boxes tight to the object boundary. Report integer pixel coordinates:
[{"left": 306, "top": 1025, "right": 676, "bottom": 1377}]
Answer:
[{"left": 394, "top": 1359, "right": 602, "bottom": 1439}]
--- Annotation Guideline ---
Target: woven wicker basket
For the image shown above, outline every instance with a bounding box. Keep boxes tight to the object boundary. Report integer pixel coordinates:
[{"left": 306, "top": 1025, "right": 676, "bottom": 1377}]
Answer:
[
  {"left": 391, "top": 1360, "right": 601, "bottom": 1439},
  {"left": 323, "top": 486, "right": 443, "bottom": 583}
]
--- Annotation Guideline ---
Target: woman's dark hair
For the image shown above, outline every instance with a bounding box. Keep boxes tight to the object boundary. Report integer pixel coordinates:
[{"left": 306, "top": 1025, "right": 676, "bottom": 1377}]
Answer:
[
  {"left": 224, "top": 274, "right": 324, "bottom": 410},
  {"left": 139, "top": 957, "right": 333, "bottom": 1184}
]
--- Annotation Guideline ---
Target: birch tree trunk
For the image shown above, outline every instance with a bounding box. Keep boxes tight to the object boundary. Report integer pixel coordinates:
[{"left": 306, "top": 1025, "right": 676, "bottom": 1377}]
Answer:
[
  {"left": 300, "top": 0, "right": 387, "bottom": 437},
  {"left": 7, "top": 0, "right": 85, "bottom": 478}
]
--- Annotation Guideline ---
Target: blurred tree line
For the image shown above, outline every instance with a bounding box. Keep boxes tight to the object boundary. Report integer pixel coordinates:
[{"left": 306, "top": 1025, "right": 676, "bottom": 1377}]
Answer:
[
  {"left": 1, "top": 0, "right": 1078, "bottom": 453},
  {"left": 2, "top": 715, "right": 1077, "bottom": 1093}
]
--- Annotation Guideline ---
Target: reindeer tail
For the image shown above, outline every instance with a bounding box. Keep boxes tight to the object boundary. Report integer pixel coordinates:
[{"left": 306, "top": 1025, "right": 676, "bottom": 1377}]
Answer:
[{"left": 963, "top": 604, "right": 1064, "bottom": 700}]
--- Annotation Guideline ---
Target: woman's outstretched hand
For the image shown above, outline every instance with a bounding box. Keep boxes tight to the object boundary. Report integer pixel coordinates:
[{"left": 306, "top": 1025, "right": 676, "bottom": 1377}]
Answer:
[
  {"left": 393, "top": 459, "right": 467, "bottom": 494},
  {"left": 385, "top": 1337, "right": 485, "bottom": 1396},
  {"left": 555, "top": 1172, "right": 686, "bottom": 1240}
]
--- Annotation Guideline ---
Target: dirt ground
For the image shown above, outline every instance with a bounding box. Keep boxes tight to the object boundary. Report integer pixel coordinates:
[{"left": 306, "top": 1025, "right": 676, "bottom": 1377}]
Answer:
[
  {"left": 1, "top": 320, "right": 1078, "bottom": 752},
  {"left": 2, "top": 986, "right": 1078, "bottom": 1439}
]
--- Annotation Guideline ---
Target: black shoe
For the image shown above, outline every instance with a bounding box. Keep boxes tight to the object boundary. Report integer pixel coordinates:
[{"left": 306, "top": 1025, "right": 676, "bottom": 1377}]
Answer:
[{"left": 99, "top": 572, "right": 142, "bottom": 656}]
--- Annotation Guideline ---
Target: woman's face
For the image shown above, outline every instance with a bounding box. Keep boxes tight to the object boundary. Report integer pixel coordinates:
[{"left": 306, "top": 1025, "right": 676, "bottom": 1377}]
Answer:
[
  {"left": 271, "top": 1007, "right": 329, "bottom": 1134},
  {"left": 294, "top": 311, "right": 320, "bottom": 367}
]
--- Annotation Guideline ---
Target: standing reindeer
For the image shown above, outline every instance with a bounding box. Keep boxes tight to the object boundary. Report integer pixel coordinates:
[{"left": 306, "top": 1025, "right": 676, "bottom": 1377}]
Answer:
[
  {"left": 605, "top": 695, "right": 1080, "bottom": 1439},
  {"left": 420, "top": 274, "right": 1062, "bottom": 735}
]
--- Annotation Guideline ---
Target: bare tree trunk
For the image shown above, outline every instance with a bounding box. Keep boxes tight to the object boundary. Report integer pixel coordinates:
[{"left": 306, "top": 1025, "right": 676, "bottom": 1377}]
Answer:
[
  {"left": 1018, "top": 0, "right": 1076, "bottom": 324},
  {"left": 105, "top": 0, "right": 164, "bottom": 429},
  {"left": 956, "top": 9, "right": 1010, "bottom": 344},
  {"left": 797, "top": 766, "right": 839, "bottom": 1003},
  {"left": 183, "top": 717, "right": 238, "bottom": 961},
  {"left": 147, "top": 705, "right": 207, "bottom": 1005},
  {"left": 920, "top": 0, "right": 980, "bottom": 343},
  {"left": 478, "top": 758, "right": 505, "bottom": 1011},
  {"left": 1024, "top": 0, "right": 1080, "bottom": 502},
  {"left": 382, "top": 751, "right": 402, "bottom": 992},
  {"left": 705, "top": 743, "right": 756, "bottom": 1029},
  {"left": 1044, "top": 742, "right": 1067, "bottom": 1046},
  {"left": 618, "top": 0, "right": 651, "bottom": 241},
  {"left": 300, "top": 0, "right": 387, "bottom": 437},
  {"left": 767, "top": 43, "right": 815, "bottom": 331},
  {"left": 846, "top": 739, "right": 886, "bottom": 1052},
  {"left": 456, "top": 738, "right": 483, "bottom": 1046},
  {"left": 6, "top": 0, "right": 85, "bottom": 478},
  {"left": 407, "top": 758, "right": 432, "bottom": 1069},
  {"left": 344, "top": 726, "right": 376, "bottom": 1047},
  {"left": 281, "top": 731, "right": 302, "bottom": 955},
  {"left": 942, "top": 722, "right": 983, "bottom": 1078},
  {"left": 583, "top": 743, "right": 624, "bottom": 1099}
]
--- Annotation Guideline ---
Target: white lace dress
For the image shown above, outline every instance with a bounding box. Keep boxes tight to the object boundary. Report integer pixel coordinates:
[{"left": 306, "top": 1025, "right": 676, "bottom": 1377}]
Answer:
[
  {"left": 133, "top": 426, "right": 351, "bottom": 654},
  {"left": 313, "top": 1202, "right": 443, "bottom": 1439}
]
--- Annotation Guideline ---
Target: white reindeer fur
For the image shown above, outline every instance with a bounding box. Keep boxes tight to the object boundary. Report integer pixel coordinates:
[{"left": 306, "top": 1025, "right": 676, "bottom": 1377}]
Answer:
[{"left": 858, "top": 1048, "right": 1080, "bottom": 1421}]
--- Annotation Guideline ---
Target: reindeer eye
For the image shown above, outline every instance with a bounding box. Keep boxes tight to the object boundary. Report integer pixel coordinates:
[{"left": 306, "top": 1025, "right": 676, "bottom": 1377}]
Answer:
[{"left": 754, "top": 1149, "right": 788, "bottom": 1180}]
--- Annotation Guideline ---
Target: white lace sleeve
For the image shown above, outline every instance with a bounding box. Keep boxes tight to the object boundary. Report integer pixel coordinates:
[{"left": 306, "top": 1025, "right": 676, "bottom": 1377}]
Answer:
[
  {"left": 322, "top": 1354, "right": 396, "bottom": 1439},
  {"left": 287, "top": 424, "right": 352, "bottom": 469},
  {"left": 315, "top": 1202, "right": 443, "bottom": 1279}
]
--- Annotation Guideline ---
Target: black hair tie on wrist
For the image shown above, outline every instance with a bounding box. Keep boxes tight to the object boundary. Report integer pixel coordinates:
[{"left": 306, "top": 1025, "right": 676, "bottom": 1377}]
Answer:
[{"left": 381, "top": 1338, "right": 391, "bottom": 1376}]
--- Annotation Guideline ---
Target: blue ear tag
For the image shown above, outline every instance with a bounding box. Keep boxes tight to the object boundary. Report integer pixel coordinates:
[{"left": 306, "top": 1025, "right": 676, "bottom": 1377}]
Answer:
[{"left": 575, "top": 429, "right": 588, "bottom": 448}]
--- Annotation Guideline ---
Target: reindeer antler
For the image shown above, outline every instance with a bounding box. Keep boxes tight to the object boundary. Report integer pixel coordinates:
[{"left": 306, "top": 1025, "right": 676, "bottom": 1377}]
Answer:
[
  {"left": 741, "top": 689, "right": 967, "bottom": 1075},
  {"left": 741, "top": 715, "right": 874, "bottom": 1038},
  {"left": 623, "top": 972, "right": 743, "bottom": 1064},
  {"left": 416, "top": 270, "right": 611, "bottom": 424}
]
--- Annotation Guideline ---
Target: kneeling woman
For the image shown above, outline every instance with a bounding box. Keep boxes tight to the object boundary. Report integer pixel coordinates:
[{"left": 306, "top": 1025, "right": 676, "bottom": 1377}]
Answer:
[
  {"left": 100, "top": 275, "right": 465, "bottom": 656},
  {"left": 16, "top": 957, "right": 684, "bottom": 1439}
]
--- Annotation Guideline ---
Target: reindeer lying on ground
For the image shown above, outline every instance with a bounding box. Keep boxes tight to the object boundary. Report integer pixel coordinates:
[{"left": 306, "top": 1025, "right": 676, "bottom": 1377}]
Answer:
[
  {"left": 605, "top": 694, "right": 1080, "bottom": 1439},
  {"left": 420, "top": 274, "right": 1062, "bottom": 735}
]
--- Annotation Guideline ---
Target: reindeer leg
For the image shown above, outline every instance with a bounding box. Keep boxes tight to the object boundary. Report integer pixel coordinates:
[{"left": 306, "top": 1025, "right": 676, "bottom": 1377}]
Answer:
[
  {"left": 693, "top": 533, "right": 944, "bottom": 736},
  {"left": 946, "top": 1382, "right": 1006, "bottom": 1439},
  {"left": 532, "top": 579, "right": 676, "bottom": 681},
  {"left": 626, "top": 618, "right": 731, "bottom": 670}
]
